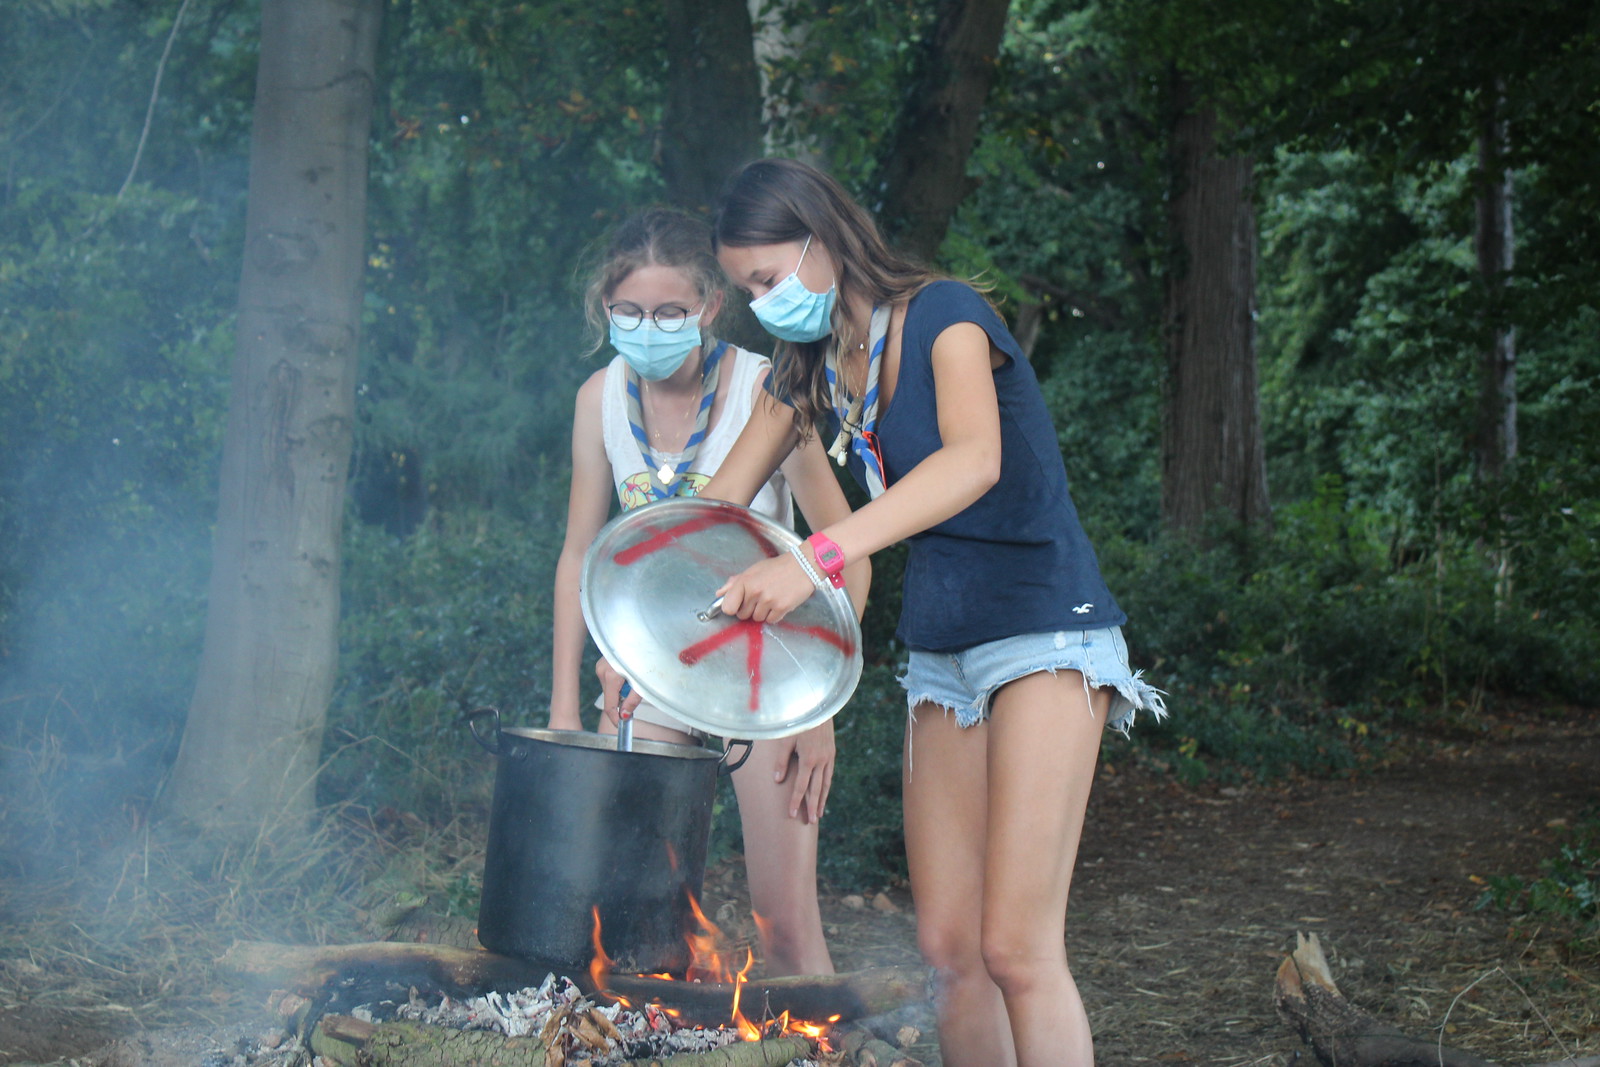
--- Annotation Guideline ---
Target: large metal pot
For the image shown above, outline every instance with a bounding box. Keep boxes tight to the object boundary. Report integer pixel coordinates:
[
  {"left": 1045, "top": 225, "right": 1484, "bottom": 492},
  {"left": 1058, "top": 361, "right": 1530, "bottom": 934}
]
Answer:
[{"left": 468, "top": 708, "right": 744, "bottom": 973}]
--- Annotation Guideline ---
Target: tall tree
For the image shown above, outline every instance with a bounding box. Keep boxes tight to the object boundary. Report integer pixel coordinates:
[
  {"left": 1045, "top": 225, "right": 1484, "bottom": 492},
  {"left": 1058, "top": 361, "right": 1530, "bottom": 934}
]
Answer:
[
  {"left": 164, "top": 0, "right": 382, "bottom": 832},
  {"left": 1473, "top": 84, "right": 1516, "bottom": 484},
  {"left": 875, "top": 0, "right": 1013, "bottom": 262},
  {"left": 1160, "top": 74, "right": 1269, "bottom": 532},
  {"left": 661, "top": 0, "right": 763, "bottom": 212}
]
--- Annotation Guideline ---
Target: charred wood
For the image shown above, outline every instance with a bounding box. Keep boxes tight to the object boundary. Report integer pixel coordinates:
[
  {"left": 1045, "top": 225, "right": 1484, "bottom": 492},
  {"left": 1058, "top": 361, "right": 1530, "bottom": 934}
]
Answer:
[
  {"left": 222, "top": 939, "right": 924, "bottom": 1028},
  {"left": 602, "top": 966, "right": 926, "bottom": 1026},
  {"left": 220, "top": 939, "right": 553, "bottom": 999}
]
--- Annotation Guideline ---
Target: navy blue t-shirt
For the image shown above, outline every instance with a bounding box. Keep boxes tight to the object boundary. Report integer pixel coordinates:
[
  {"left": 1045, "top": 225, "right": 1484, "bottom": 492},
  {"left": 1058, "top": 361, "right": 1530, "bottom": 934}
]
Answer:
[{"left": 778, "top": 280, "right": 1126, "bottom": 652}]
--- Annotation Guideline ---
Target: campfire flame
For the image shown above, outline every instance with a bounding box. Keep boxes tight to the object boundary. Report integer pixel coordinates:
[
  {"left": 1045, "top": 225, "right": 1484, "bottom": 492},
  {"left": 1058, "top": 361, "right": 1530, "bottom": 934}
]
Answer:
[
  {"left": 588, "top": 894, "right": 835, "bottom": 1051},
  {"left": 588, "top": 906, "right": 613, "bottom": 996}
]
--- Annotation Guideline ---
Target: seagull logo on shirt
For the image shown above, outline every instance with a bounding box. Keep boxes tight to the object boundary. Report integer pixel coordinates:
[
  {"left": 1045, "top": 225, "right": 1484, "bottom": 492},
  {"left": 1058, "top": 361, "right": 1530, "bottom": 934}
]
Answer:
[{"left": 1072, "top": 603, "right": 1094, "bottom": 615}]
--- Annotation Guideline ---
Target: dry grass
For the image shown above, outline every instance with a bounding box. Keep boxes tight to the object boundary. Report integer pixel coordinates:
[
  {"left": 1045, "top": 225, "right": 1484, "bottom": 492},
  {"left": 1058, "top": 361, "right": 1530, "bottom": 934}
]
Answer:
[{"left": 0, "top": 721, "right": 493, "bottom": 1040}]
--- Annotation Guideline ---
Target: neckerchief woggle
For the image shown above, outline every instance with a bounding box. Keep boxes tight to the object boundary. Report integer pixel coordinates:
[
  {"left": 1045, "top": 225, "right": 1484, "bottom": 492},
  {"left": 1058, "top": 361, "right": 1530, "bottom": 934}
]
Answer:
[
  {"left": 625, "top": 339, "right": 727, "bottom": 505},
  {"left": 826, "top": 306, "right": 889, "bottom": 499}
]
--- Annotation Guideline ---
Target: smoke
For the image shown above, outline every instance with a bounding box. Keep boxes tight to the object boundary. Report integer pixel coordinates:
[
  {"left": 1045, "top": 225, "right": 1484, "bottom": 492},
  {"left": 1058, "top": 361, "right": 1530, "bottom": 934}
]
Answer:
[{"left": 0, "top": 498, "right": 211, "bottom": 876}]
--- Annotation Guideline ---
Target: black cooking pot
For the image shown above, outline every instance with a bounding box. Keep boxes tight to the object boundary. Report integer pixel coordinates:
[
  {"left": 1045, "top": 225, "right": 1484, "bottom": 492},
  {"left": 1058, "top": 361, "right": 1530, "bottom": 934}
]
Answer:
[{"left": 467, "top": 708, "right": 748, "bottom": 974}]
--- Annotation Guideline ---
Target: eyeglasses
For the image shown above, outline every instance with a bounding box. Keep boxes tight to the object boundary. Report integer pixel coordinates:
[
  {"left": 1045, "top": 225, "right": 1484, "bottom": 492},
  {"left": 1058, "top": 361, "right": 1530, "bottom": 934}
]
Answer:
[{"left": 607, "top": 301, "right": 701, "bottom": 332}]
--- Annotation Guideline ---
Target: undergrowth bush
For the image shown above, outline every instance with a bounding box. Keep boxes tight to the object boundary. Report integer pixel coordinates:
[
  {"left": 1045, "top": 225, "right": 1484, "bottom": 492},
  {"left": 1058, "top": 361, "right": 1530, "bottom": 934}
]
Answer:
[
  {"left": 814, "top": 664, "right": 908, "bottom": 890},
  {"left": 1478, "top": 813, "right": 1600, "bottom": 952},
  {"left": 1099, "top": 479, "right": 1600, "bottom": 783},
  {"left": 325, "top": 505, "right": 564, "bottom": 819}
]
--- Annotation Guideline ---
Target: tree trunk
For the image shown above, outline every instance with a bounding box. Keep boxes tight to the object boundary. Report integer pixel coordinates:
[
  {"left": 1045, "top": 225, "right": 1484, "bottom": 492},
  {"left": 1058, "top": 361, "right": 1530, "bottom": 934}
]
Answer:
[
  {"left": 661, "top": 0, "right": 763, "bottom": 213},
  {"left": 1160, "top": 75, "right": 1269, "bottom": 533},
  {"left": 1473, "top": 83, "right": 1516, "bottom": 612},
  {"left": 163, "top": 0, "right": 381, "bottom": 833},
  {"left": 873, "top": 0, "right": 1012, "bottom": 262},
  {"left": 745, "top": 0, "right": 823, "bottom": 163},
  {"left": 1473, "top": 82, "right": 1517, "bottom": 485}
]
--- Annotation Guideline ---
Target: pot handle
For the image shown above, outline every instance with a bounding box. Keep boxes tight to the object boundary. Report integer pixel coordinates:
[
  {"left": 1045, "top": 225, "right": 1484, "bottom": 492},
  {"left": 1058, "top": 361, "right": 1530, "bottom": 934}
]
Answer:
[
  {"left": 720, "top": 739, "right": 753, "bottom": 776},
  {"left": 467, "top": 703, "right": 531, "bottom": 764}
]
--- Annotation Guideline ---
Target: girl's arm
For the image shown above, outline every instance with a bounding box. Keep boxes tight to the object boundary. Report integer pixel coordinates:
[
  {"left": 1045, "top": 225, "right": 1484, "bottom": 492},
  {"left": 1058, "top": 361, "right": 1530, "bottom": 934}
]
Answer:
[
  {"left": 698, "top": 387, "right": 803, "bottom": 508},
  {"left": 760, "top": 392, "right": 871, "bottom": 824},
  {"left": 549, "top": 372, "right": 614, "bottom": 730},
  {"left": 779, "top": 431, "right": 870, "bottom": 621},
  {"left": 720, "top": 320, "right": 1002, "bottom": 622}
]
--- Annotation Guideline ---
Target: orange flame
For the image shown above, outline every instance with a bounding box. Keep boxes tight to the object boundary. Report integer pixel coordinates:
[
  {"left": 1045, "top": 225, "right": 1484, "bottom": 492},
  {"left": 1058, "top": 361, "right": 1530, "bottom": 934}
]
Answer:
[
  {"left": 588, "top": 906, "right": 613, "bottom": 992},
  {"left": 683, "top": 892, "right": 734, "bottom": 983},
  {"left": 589, "top": 890, "right": 836, "bottom": 1050},
  {"left": 729, "top": 948, "right": 759, "bottom": 1040}
]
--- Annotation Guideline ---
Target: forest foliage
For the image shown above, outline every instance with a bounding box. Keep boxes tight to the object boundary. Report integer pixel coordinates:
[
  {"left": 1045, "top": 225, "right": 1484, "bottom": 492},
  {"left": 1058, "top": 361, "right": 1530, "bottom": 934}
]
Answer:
[{"left": 2, "top": 0, "right": 1597, "bottom": 888}]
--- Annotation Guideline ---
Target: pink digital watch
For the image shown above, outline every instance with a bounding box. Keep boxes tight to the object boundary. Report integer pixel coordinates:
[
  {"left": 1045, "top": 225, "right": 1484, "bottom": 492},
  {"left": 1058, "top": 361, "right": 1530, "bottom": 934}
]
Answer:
[{"left": 806, "top": 533, "right": 847, "bottom": 589}]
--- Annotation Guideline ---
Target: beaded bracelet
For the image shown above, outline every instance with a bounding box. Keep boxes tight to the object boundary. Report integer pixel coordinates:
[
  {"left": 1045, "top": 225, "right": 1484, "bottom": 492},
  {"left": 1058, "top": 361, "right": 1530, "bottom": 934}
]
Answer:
[{"left": 789, "top": 544, "right": 829, "bottom": 592}]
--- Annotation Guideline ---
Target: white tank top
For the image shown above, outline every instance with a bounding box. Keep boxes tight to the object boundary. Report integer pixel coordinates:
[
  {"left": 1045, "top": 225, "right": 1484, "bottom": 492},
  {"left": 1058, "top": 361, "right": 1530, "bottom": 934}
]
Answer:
[{"left": 599, "top": 345, "right": 793, "bottom": 528}]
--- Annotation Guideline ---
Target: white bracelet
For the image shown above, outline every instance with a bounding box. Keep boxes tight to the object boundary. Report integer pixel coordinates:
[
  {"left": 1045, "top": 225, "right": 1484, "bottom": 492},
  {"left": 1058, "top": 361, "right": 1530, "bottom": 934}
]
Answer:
[{"left": 789, "top": 544, "right": 828, "bottom": 592}]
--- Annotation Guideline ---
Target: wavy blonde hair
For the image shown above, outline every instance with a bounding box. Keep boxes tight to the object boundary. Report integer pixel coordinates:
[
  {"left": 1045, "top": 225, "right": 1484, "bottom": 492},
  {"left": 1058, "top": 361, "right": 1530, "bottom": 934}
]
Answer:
[{"left": 579, "top": 208, "right": 725, "bottom": 357}]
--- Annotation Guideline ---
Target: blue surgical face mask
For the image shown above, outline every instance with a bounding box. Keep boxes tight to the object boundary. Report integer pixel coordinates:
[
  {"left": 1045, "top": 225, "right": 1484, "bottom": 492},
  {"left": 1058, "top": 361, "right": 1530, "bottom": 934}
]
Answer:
[
  {"left": 748, "top": 236, "right": 837, "bottom": 342},
  {"left": 610, "top": 315, "right": 703, "bottom": 380}
]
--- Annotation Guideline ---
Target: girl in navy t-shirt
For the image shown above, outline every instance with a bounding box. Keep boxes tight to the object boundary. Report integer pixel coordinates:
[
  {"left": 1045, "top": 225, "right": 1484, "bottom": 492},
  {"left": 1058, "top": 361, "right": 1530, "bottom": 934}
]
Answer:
[{"left": 657, "top": 158, "right": 1167, "bottom": 1067}]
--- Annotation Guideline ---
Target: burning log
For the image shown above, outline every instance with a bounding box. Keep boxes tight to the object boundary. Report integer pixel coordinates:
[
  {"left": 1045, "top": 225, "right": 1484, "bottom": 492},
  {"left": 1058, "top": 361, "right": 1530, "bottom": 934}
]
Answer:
[
  {"left": 220, "top": 939, "right": 554, "bottom": 998},
  {"left": 602, "top": 966, "right": 926, "bottom": 1027},
  {"left": 220, "top": 939, "right": 926, "bottom": 1027},
  {"left": 309, "top": 1013, "right": 815, "bottom": 1067},
  {"left": 1275, "top": 933, "right": 1600, "bottom": 1067}
]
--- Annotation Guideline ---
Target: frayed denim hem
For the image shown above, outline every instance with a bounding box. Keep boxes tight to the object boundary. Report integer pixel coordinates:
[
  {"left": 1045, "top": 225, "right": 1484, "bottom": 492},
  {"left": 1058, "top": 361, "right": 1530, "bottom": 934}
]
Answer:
[
  {"left": 897, "top": 626, "right": 1169, "bottom": 735},
  {"left": 1095, "top": 668, "right": 1168, "bottom": 737}
]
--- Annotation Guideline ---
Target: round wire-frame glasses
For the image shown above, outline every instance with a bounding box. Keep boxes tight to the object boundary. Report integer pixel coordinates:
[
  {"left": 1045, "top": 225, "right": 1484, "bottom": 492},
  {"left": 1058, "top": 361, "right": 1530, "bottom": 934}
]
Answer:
[{"left": 607, "top": 302, "right": 700, "bottom": 332}]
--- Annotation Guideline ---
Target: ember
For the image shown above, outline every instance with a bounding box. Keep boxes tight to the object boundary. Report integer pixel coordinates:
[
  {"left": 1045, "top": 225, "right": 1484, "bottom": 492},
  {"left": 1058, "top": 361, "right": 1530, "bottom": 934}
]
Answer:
[
  {"left": 590, "top": 893, "right": 841, "bottom": 1054},
  {"left": 389, "top": 972, "right": 778, "bottom": 1062}
]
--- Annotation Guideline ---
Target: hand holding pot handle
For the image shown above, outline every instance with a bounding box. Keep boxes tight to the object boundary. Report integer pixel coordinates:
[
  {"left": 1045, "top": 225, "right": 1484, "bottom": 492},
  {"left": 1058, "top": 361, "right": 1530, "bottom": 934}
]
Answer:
[{"left": 596, "top": 657, "right": 643, "bottom": 728}]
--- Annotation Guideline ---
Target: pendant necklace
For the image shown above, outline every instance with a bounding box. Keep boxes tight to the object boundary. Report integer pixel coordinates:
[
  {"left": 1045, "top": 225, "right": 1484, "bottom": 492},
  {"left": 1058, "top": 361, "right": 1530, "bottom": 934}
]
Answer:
[{"left": 625, "top": 341, "right": 727, "bottom": 500}]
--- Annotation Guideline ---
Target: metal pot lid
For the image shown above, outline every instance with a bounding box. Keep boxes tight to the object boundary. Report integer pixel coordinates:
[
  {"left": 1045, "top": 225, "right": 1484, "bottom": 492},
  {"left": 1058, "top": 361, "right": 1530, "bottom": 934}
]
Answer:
[{"left": 580, "top": 498, "right": 863, "bottom": 740}]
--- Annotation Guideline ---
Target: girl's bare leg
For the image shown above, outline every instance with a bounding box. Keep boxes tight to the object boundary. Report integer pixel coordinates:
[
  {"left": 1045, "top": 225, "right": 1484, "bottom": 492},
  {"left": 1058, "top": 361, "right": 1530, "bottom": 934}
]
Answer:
[
  {"left": 982, "top": 669, "right": 1107, "bottom": 1067},
  {"left": 598, "top": 723, "right": 832, "bottom": 975},
  {"left": 903, "top": 703, "right": 1018, "bottom": 1067},
  {"left": 731, "top": 740, "right": 833, "bottom": 976}
]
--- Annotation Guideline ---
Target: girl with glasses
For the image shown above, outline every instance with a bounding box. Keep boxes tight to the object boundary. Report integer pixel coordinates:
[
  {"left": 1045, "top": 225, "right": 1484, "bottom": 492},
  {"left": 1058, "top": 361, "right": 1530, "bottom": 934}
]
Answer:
[
  {"left": 661, "top": 159, "right": 1166, "bottom": 1066},
  {"left": 549, "top": 207, "right": 867, "bottom": 976}
]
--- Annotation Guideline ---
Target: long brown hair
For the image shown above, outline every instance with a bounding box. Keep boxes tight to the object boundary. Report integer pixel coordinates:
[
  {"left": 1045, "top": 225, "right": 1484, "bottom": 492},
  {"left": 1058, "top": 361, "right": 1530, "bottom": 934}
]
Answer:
[
  {"left": 578, "top": 208, "right": 725, "bottom": 357},
  {"left": 712, "top": 158, "right": 938, "bottom": 433}
]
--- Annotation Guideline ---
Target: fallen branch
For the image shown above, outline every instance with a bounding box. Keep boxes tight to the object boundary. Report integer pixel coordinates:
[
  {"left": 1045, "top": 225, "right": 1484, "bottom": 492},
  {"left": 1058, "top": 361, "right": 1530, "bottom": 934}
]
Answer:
[
  {"left": 1275, "top": 932, "right": 1600, "bottom": 1067},
  {"left": 834, "top": 1024, "right": 923, "bottom": 1067}
]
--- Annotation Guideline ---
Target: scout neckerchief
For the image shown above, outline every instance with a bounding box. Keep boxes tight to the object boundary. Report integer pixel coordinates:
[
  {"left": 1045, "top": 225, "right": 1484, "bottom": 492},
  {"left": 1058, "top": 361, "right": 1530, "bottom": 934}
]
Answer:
[
  {"left": 625, "top": 339, "right": 727, "bottom": 502},
  {"left": 825, "top": 306, "right": 889, "bottom": 499}
]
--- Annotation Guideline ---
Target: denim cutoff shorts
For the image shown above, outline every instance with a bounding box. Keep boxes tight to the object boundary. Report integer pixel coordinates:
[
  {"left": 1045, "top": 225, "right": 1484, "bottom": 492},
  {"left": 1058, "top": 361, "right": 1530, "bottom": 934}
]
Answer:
[{"left": 899, "top": 626, "right": 1167, "bottom": 734}]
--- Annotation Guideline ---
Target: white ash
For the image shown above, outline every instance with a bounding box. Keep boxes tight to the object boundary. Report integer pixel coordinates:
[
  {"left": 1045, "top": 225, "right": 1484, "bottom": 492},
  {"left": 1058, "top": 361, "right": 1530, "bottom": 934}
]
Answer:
[{"left": 374, "top": 973, "right": 818, "bottom": 1064}]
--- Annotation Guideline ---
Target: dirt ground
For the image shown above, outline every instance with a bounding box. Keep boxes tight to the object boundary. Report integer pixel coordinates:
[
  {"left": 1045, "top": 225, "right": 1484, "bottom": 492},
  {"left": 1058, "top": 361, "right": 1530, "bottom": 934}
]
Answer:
[{"left": 2, "top": 707, "right": 1596, "bottom": 1066}]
